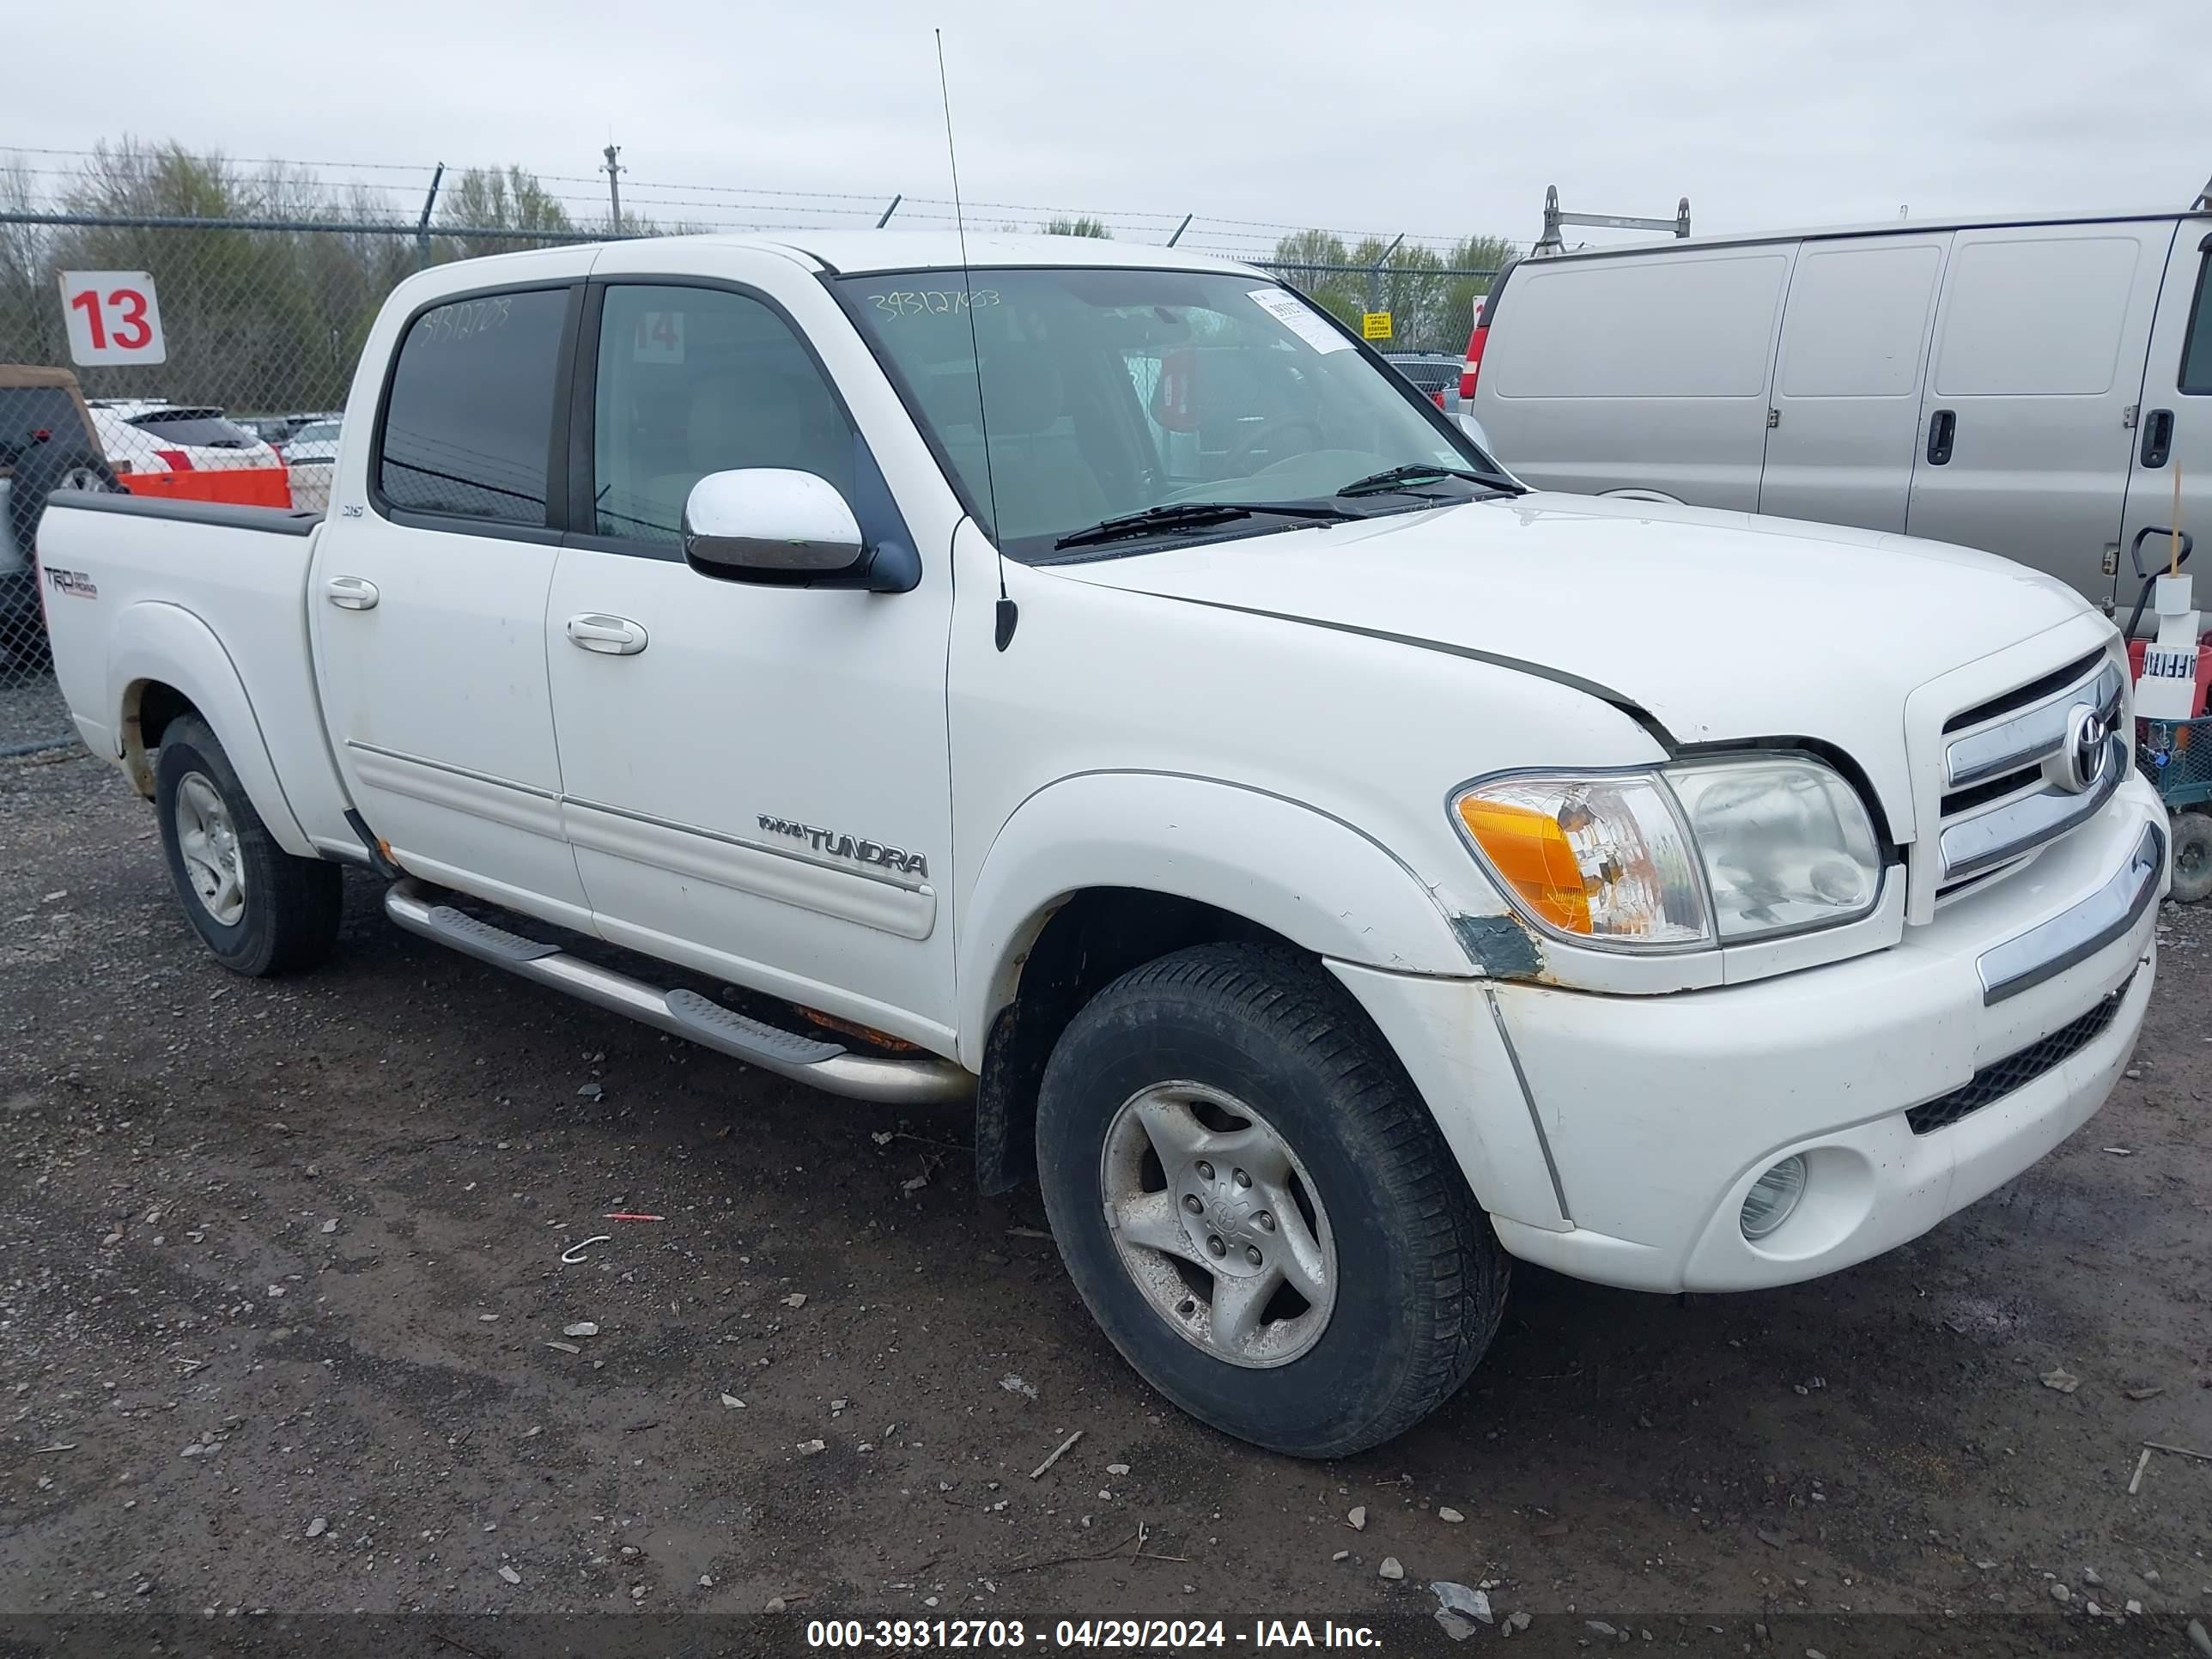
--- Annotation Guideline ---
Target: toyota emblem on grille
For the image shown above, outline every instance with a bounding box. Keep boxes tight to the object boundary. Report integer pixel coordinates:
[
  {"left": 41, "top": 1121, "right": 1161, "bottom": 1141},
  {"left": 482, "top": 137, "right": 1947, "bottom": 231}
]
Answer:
[{"left": 2058, "top": 703, "right": 2110, "bottom": 794}]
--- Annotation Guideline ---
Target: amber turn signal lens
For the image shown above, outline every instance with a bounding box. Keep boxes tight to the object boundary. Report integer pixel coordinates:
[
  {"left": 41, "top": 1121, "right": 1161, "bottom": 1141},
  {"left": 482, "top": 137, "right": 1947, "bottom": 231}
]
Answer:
[{"left": 1454, "top": 797, "right": 1592, "bottom": 934}]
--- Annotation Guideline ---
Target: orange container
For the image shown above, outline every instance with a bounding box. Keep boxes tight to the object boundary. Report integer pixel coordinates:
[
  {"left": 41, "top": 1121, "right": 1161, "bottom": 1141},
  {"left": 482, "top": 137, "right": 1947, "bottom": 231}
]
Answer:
[{"left": 123, "top": 466, "right": 293, "bottom": 509}]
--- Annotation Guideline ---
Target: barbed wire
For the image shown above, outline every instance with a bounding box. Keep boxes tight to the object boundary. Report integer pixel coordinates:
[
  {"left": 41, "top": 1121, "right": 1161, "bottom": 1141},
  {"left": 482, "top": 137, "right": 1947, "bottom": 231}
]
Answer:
[{"left": 1, "top": 146, "right": 1512, "bottom": 257}]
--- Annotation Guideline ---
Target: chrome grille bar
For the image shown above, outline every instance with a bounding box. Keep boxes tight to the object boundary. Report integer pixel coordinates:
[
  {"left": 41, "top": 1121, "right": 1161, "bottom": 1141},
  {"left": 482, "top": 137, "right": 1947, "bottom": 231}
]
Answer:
[
  {"left": 1939, "top": 735, "right": 2125, "bottom": 881},
  {"left": 1945, "top": 659, "right": 2123, "bottom": 790}
]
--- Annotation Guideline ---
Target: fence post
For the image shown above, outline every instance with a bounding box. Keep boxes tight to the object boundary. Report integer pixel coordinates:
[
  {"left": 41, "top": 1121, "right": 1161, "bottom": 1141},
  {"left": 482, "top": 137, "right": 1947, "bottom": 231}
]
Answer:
[
  {"left": 415, "top": 162, "right": 445, "bottom": 270},
  {"left": 1368, "top": 233, "right": 1404, "bottom": 326},
  {"left": 602, "top": 144, "right": 624, "bottom": 234}
]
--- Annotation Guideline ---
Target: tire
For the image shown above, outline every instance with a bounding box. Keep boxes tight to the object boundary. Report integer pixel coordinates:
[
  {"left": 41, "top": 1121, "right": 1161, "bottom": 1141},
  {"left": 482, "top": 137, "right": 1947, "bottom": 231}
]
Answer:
[
  {"left": 2171, "top": 811, "right": 2212, "bottom": 905},
  {"left": 1035, "top": 942, "right": 1507, "bottom": 1457},
  {"left": 6, "top": 440, "right": 121, "bottom": 555},
  {"left": 154, "top": 714, "right": 343, "bottom": 975}
]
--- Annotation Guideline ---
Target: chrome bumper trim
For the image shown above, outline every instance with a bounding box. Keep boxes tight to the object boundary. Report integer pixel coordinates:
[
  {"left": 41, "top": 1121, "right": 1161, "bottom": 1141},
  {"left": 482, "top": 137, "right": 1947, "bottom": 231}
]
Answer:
[{"left": 1976, "top": 819, "right": 2164, "bottom": 1006}]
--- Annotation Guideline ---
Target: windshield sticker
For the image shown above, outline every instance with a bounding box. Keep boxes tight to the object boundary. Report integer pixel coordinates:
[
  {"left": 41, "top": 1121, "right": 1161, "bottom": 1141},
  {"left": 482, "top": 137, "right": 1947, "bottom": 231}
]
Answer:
[
  {"left": 869, "top": 288, "right": 1000, "bottom": 319},
  {"left": 1248, "top": 288, "right": 1352, "bottom": 354}
]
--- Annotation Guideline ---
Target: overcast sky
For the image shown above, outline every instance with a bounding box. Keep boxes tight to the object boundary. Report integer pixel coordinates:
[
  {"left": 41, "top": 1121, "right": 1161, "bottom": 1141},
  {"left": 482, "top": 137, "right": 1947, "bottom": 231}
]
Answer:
[{"left": 10, "top": 0, "right": 2209, "bottom": 252}]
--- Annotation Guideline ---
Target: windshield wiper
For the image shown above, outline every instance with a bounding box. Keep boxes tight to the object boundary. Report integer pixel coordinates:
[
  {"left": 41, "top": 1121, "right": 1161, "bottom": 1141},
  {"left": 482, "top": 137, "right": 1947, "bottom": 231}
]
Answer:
[
  {"left": 1336, "top": 463, "right": 1515, "bottom": 499},
  {"left": 1052, "top": 501, "right": 1352, "bottom": 550}
]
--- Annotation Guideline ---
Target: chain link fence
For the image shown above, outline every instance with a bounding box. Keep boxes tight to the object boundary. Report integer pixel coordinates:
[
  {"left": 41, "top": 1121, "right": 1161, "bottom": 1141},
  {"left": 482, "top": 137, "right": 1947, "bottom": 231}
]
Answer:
[{"left": 0, "top": 210, "right": 1494, "bottom": 748}]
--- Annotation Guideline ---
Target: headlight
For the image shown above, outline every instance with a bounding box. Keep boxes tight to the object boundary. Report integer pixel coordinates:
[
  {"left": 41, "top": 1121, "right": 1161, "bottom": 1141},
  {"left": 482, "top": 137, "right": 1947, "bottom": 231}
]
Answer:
[
  {"left": 1452, "top": 756, "right": 1881, "bottom": 951},
  {"left": 1665, "top": 757, "right": 1881, "bottom": 941},
  {"left": 1451, "top": 774, "right": 1711, "bottom": 946}
]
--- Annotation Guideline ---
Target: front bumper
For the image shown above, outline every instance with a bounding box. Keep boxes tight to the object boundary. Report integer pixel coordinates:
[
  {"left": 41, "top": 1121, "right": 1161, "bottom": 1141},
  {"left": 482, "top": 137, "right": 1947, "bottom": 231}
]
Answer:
[{"left": 1338, "top": 775, "right": 2165, "bottom": 1294}]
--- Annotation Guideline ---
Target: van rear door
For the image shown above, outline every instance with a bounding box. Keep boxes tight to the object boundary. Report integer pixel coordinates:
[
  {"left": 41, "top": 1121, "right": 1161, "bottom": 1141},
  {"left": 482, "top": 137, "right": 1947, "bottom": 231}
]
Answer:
[
  {"left": 1759, "top": 234, "right": 1951, "bottom": 532},
  {"left": 2116, "top": 222, "right": 2212, "bottom": 624},
  {"left": 1904, "top": 221, "right": 2172, "bottom": 606},
  {"left": 1474, "top": 246, "right": 1792, "bottom": 510}
]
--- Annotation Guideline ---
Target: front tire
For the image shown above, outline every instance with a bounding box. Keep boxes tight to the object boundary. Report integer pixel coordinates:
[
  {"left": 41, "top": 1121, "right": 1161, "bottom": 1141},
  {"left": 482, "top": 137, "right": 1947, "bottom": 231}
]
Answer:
[
  {"left": 155, "top": 714, "right": 343, "bottom": 975},
  {"left": 1035, "top": 943, "right": 1507, "bottom": 1457}
]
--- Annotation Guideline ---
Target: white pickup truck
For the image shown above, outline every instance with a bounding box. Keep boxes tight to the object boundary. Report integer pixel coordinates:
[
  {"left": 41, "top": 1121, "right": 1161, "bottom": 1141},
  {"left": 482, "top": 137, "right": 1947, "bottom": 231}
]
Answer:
[{"left": 37, "top": 233, "right": 2165, "bottom": 1456}]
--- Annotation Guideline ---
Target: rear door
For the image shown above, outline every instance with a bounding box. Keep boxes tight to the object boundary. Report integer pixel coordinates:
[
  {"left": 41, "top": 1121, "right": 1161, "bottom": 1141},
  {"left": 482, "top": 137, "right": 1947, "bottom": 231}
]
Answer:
[
  {"left": 2117, "top": 222, "right": 2212, "bottom": 622},
  {"left": 310, "top": 259, "right": 594, "bottom": 927},
  {"left": 1905, "top": 221, "right": 2172, "bottom": 605},
  {"left": 1759, "top": 233, "right": 1951, "bottom": 532}
]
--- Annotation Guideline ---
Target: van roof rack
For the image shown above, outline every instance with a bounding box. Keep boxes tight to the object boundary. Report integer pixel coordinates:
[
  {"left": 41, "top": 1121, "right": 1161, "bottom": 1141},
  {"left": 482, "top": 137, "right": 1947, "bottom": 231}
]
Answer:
[
  {"left": 1530, "top": 185, "right": 1691, "bottom": 258},
  {"left": 2196, "top": 173, "right": 2212, "bottom": 210}
]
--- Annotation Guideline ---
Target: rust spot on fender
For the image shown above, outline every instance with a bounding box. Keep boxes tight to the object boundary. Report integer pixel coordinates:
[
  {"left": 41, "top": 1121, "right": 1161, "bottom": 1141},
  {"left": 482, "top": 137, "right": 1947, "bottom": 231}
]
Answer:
[{"left": 1449, "top": 913, "right": 1545, "bottom": 980}]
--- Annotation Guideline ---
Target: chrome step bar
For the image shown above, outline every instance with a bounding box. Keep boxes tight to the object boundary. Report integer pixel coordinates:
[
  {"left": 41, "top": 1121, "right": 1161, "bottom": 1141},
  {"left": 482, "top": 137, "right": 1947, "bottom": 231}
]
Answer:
[{"left": 383, "top": 878, "right": 973, "bottom": 1104}]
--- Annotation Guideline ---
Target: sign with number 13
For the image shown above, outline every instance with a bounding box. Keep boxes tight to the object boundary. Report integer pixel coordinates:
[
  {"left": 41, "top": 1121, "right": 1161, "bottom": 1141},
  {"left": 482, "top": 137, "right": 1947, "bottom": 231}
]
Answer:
[{"left": 59, "top": 270, "right": 167, "bottom": 366}]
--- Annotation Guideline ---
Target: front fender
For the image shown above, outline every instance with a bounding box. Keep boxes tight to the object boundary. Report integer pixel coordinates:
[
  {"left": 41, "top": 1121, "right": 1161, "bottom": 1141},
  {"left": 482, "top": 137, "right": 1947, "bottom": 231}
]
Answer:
[
  {"left": 957, "top": 769, "right": 1475, "bottom": 1068},
  {"left": 110, "top": 601, "right": 313, "bottom": 855}
]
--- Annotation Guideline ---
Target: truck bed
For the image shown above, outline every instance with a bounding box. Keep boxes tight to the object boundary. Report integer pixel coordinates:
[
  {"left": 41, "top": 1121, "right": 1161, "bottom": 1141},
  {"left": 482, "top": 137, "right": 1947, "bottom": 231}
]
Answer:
[{"left": 39, "top": 493, "right": 359, "bottom": 860}]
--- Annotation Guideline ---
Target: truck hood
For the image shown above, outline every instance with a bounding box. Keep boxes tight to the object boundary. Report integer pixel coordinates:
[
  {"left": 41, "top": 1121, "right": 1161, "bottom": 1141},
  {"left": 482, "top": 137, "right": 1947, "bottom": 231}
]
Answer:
[{"left": 1051, "top": 491, "right": 2101, "bottom": 823}]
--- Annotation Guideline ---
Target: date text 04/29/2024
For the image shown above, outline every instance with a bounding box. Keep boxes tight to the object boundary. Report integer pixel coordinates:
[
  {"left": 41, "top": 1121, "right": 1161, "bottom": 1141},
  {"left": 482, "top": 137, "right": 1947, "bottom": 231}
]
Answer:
[{"left": 802, "top": 1619, "right": 1382, "bottom": 1649}]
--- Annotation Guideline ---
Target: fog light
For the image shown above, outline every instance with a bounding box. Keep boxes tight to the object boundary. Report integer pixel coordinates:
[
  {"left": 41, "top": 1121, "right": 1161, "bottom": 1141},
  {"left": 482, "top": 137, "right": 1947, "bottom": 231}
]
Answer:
[{"left": 1741, "top": 1156, "right": 1808, "bottom": 1241}]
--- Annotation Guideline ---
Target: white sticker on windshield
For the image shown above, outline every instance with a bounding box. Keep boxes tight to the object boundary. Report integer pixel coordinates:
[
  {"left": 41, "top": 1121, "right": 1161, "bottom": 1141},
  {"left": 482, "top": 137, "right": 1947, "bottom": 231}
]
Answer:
[{"left": 1248, "top": 287, "right": 1352, "bottom": 354}]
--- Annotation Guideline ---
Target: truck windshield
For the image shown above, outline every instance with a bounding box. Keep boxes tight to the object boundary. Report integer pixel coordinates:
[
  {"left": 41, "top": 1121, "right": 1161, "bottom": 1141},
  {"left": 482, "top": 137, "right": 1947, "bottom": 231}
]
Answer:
[{"left": 836, "top": 267, "right": 1515, "bottom": 561}]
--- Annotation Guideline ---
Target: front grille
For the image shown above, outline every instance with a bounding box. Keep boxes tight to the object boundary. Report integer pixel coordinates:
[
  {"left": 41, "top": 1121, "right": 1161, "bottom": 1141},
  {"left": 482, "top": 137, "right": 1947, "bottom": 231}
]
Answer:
[
  {"left": 1931, "top": 653, "right": 2125, "bottom": 895},
  {"left": 1905, "top": 973, "right": 2134, "bottom": 1134}
]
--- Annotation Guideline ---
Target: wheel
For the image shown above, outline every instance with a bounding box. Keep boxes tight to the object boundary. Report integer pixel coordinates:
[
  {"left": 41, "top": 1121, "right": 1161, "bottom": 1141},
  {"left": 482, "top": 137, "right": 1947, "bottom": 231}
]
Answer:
[
  {"left": 6, "top": 438, "right": 121, "bottom": 553},
  {"left": 2170, "top": 811, "right": 2212, "bottom": 904},
  {"left": 154, "top": 714, "right": 343, "bottom": 975},
  {"left": 1035, "top": 942, "right": 1507, "bottom": 1457}
]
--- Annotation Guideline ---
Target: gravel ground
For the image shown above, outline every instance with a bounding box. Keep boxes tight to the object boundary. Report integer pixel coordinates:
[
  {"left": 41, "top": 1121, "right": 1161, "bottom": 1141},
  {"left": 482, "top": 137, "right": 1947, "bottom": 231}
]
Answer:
[
  {"left": 1, "top": 745, "right": 2208, "bottom": 1657},
  {"left": 0, "top": 670, "right": 71, "bottom": 753}
]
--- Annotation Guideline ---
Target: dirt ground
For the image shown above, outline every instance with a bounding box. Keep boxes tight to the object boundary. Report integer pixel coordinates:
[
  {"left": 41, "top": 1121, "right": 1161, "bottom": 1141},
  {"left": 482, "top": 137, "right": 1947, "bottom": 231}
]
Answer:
[{"left": 1, "top": 744, "right": 2207, "bottom": 1659}]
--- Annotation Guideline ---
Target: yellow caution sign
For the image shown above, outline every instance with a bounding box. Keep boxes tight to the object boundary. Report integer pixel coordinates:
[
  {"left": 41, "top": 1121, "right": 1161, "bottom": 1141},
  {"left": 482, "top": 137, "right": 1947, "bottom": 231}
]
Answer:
[{"left": 1361, "top": 311, "right": 1394, "bottom": 341}]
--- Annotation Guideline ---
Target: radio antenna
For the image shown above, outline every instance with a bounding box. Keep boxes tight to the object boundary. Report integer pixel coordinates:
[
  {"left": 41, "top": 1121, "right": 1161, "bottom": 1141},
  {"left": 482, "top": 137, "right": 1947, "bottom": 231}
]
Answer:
[{"left": 935, "top": 29, "right": 1016, "bottom": 651}]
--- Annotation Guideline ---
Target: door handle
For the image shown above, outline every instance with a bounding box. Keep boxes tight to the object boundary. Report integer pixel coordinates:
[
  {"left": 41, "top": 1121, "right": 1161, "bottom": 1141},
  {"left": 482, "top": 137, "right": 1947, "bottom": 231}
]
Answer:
[
  {"left": 325, "top": 575, "right": 380, "bottom": 611},
  {"left": 565, "top": 613, "right": 648, "bottom": 656},
  {"left": 2142, "top": 408, "right": 2175, "bottom": 468},
  {"left": 1926, "top": 409, "right": 1956, "bottom": 466}
]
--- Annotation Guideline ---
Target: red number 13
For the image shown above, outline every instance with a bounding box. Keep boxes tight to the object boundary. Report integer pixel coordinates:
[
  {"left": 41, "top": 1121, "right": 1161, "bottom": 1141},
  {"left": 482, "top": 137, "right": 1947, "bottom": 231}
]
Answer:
[{"left": 70, "top": 287, "right": 152, "bottom": 350}]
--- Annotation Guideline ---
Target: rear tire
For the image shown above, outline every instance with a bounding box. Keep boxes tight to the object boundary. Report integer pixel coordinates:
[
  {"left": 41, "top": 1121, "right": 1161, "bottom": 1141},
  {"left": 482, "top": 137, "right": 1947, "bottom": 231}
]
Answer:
[
  {"left": 154, "top": 714, "right": 343, "bottom": 975},
  {"left": 2170, "top": 811, "right": 2212, "bottom": 904},
  {"left": 1035, "top": 942, "right": 1507, "bottom": 1457}
]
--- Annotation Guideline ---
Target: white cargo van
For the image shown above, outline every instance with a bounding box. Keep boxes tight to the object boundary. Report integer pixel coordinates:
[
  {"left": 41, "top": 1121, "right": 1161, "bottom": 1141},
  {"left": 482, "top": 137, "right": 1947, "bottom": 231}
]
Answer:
[{"left": 1470, "top": 206, "right": 2212, "bottom": 617}]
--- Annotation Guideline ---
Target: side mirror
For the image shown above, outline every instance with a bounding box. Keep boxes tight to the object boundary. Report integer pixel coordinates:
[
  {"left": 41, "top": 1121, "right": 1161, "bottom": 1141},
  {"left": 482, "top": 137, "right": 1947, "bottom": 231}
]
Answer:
[{"left": 682, "top": 469, "right": 866, "bottom": 581}]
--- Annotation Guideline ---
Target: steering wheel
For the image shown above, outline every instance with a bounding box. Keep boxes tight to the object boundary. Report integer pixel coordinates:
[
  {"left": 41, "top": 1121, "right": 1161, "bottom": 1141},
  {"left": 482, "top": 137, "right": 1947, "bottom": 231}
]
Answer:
[{"left": 1226, "top": 419, "right": 1323, "bottom": 472}]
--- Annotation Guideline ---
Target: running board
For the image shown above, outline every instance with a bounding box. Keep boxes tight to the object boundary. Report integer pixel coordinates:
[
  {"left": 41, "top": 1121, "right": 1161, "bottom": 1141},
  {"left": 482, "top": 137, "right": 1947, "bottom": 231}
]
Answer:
[{"left": 383, "top": 878, "right": 972, "bottom": 1105}]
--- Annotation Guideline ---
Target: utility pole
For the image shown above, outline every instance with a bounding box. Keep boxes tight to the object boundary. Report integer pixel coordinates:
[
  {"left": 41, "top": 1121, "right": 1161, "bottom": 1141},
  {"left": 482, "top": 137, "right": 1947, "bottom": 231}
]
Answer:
[{"left": 602, "top": 143, "right": 624, "bottom": 234}]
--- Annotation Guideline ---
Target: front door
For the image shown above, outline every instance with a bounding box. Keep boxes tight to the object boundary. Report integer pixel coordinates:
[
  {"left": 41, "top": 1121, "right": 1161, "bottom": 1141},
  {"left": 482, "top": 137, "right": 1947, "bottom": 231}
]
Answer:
[
  {"left": 1905, "top": 221, "right": 2172, "bottom": 606},
  {"left": 544, "top": 253, "right": 959, "bottom": 1051},
  {"left": 1759, "top": 233, "right": 1950, "bottom": 532},
  {"left": 2117, "top": 224, "right": 2212, "bottom": 626},
  {"left": 310, "top": 268, "right": 593, "bottom": 926}
]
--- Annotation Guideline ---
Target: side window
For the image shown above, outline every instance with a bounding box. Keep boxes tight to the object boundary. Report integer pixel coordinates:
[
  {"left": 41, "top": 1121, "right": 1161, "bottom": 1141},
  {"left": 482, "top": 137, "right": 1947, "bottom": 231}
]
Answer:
[
  {"left": 592, "top": 285, "right": 856, "bottom": 546},
  {"left": 2182, "top": 252, "right": 2212, "bottom": 395},
  {"left": 378, "top": 288, "right": 568, "bottom": 526}
]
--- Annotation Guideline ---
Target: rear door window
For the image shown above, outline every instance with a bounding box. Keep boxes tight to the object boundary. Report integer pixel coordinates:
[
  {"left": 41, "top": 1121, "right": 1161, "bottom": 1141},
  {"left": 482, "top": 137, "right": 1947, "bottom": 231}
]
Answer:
[{"left": 378, "top": 288, "right": 570, "bottom": 526}]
